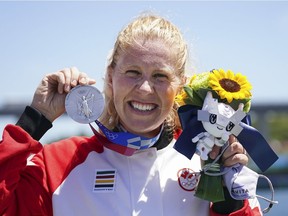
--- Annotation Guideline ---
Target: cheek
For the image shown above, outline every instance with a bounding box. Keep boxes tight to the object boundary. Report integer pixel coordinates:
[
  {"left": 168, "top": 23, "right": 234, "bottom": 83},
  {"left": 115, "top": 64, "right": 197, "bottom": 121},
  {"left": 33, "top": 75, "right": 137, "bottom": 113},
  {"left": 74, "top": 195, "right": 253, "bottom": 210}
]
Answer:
[
  {"left": 203, "top": 123, "right": 222, "bottom": 137},
  {"left": 111, "top": 76, "right": 124, "bottom": 94},
  {"left": 159, "top": 86, "right": 179, "bottom": 111},
  {"left": 111, "top": 76, "right": 131, "bottom": 105},
  {"left": 203, "top": 122, "right": 214, "bottom": 133}
]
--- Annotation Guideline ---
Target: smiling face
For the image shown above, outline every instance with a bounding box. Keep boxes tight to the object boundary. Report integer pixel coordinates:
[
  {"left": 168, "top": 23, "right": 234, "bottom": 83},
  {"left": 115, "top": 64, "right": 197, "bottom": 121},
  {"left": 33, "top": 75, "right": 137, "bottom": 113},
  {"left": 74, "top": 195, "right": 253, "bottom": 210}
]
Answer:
[
  {"left": 100, "top": 15, "right": 188, "bottom": 136},
  {"left": 109, "top": 40, "right": 182, "bottom": 137}
]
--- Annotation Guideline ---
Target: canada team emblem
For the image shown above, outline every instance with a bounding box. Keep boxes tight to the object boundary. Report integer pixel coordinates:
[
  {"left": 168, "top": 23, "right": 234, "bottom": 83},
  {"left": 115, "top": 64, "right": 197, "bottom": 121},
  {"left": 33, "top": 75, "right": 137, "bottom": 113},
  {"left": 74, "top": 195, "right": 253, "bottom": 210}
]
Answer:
[{"left": 177, "top": 168, "right": 199, "bottom": 191}]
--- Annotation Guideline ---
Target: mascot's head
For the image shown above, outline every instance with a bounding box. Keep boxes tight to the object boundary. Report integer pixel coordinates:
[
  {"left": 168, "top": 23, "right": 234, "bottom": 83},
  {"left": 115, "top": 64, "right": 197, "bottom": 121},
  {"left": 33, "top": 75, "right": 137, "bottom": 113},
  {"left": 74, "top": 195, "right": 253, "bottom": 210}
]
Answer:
[{"left": 200, "top": 91, "right": 246, "bottom": 138}]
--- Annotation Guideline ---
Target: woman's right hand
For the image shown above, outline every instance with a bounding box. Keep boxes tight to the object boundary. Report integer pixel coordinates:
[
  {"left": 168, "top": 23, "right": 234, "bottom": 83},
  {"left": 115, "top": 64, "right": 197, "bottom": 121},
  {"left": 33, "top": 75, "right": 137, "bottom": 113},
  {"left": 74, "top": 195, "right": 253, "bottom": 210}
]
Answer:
[{"left": 31, "top": 67, "right": 96, "bottom": 122}]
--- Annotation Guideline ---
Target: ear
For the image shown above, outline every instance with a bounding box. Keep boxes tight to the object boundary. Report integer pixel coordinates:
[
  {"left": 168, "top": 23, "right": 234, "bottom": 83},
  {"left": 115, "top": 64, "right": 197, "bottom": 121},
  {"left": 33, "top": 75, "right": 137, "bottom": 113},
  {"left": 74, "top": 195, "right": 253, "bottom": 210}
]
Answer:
[
  {"left": 182, "top": 75, "right": 188, "bottom": 85},
  {"left": 104, "top": 66, "right": 114, "bottom": 98},
  {"left": 176, "top": 76, "right": 187, "bottom": 94},
  {"left": 107, "top": 66, "right": 114, "bottom": 87}
]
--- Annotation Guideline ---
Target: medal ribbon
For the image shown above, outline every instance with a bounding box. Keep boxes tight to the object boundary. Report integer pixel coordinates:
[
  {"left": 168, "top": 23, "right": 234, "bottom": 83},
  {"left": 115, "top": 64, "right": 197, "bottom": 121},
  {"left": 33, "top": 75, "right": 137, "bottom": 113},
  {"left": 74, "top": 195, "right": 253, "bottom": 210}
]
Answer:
[
  {"left": 89, "top": 120, "right": 162, "bottom": 156},
  {"left": 173, "top": 105, "right": 278, "bottom": 172}
]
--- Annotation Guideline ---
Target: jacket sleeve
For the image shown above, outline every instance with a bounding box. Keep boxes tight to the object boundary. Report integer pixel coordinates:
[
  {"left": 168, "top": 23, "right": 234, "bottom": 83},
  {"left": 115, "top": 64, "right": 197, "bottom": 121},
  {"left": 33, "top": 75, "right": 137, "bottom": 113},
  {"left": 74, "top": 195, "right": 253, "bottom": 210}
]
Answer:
[
  {"left": 0, "top": 125, "right": 53, "bottom": 216},
  {"left": 16, "top": 106, "right": 52, "bottom": 141},
  {"left": 210, "top": 199, "right": 262, "bottom": 216}
]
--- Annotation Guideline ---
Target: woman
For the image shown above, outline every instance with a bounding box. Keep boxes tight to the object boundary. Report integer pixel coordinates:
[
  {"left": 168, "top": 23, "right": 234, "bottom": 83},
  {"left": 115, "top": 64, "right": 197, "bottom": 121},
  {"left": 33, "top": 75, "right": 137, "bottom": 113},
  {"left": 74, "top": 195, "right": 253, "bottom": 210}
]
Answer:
[{"left": 0, "top": 14, "right": 261, "bottom": 215}]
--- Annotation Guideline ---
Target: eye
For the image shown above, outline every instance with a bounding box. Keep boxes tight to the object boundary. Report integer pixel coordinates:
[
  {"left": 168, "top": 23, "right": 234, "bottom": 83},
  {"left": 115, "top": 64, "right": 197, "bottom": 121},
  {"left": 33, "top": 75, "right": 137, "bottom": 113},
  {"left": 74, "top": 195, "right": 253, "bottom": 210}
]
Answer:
[
  {"left": 226, "top": 121, "right": 235, "bottom": 132},
  {"left": 125, "top": 70, "right": 141, "bottom": 78},
  {"left": 209, "top": 114, "right": 217, "bottom": 124},
  {"left": 153, "top": 73, "right": 169, "bottom": 82}
]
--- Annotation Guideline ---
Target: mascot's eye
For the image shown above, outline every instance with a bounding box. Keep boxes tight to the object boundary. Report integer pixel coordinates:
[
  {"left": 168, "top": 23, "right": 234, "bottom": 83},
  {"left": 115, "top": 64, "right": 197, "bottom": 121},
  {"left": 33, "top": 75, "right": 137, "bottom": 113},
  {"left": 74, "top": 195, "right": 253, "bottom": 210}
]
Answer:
[
  {"left": 209, "top": 114, "right": 217, "bottom": 124},
  {"left": 226, "top": 121, "right": 235, "bottom": 132}
]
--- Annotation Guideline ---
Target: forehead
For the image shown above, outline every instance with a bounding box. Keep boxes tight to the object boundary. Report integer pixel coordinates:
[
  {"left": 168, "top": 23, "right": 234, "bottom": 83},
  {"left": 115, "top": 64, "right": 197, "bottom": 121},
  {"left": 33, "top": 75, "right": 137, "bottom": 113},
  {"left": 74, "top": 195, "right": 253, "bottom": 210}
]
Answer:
[{"left": 118, "top": 39, "right": 177, "bottom": 70}]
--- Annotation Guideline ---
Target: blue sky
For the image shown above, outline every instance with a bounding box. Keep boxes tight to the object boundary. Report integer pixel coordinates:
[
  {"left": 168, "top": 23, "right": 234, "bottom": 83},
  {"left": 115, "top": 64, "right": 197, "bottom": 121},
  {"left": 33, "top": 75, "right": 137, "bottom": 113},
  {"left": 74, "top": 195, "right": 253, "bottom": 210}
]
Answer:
[
  {"left": 1, "top": 1, "right": 288, "bottom": 142},
  {"left": 1, "top": 1, "right": 288, "bottom": 104}
]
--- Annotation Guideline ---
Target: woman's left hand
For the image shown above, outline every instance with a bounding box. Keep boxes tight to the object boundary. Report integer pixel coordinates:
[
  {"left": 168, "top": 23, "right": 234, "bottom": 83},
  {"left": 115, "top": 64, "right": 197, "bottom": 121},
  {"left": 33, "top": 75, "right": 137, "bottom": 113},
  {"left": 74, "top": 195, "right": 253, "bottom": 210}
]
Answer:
[{"left": 209, "top": 135, "right": 248, "bottom": 167}]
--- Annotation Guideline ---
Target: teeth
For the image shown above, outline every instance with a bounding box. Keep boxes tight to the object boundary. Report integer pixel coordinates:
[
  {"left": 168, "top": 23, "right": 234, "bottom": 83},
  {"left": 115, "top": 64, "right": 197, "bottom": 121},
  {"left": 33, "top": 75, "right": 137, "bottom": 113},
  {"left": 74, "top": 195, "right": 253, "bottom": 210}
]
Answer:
[{"left": 131, "top": 101, "right": 156, "bottom": 111}]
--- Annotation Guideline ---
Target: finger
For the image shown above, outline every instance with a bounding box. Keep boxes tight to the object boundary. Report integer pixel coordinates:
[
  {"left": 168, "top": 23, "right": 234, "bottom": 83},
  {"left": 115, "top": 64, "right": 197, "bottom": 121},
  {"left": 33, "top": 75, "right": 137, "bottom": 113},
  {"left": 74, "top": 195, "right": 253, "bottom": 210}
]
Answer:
[
  {"left": 223, "top": 142, "right": 246, "bottom": 158},
  {"left": 58, "top": 72, "right": 66, "bottom": 94},
  {"left": 70, "top": 67, "right": 80, "bottom": 87},
  {"left": 78, "top": 72, "right": 88, "bottom": 85},
  {"left": 222, "top": 153, "right": 249, "bottom": 167},
  {"left": 222, "top": 142, "right": 242, "bottom": 159},
  {"left": 222, "top": 142, "right": 248, "bottom": 166},
  {"left": 229, "top": 135, "right": 237, "bottom": 144},
  {"left": 209, "top": 145, "right": 221, "bottom": 159},
  {"left": 60, "top": 68, "right": 73, "bottom": 93},
  {"left": 87, "top": 77, "right": 96, "bottom": 85},
  {"left": 48, "top": 72, "right": 65, "bottom": 94},
  {"left": 79, "top": 72, "right": 96, "bottom": 85}
]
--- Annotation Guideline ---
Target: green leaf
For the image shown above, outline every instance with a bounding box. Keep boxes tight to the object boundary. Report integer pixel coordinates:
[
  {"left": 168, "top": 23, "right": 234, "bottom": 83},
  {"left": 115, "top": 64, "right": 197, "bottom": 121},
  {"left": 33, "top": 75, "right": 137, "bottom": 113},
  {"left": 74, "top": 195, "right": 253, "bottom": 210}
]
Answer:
[{"left": 183, "top": 86, "right": 194, "bottom": 99}]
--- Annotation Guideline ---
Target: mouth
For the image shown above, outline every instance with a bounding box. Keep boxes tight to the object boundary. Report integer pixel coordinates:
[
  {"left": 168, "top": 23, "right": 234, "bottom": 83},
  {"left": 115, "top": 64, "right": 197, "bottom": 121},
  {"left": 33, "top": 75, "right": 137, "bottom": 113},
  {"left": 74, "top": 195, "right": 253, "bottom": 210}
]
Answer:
[
  {"left": 129, "top": 101, "right": 158, "bottom": 112},
  {"left": 217, "top": 126, "right": 224, "bottom": 130}
]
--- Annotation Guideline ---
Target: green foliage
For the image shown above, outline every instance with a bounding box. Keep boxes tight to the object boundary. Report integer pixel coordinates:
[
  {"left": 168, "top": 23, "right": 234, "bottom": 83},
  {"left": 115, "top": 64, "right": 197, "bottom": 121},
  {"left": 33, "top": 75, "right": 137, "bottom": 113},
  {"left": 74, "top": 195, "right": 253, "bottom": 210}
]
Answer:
[{"left": 269, "top": 113, "right": 288, "bottom": 141}]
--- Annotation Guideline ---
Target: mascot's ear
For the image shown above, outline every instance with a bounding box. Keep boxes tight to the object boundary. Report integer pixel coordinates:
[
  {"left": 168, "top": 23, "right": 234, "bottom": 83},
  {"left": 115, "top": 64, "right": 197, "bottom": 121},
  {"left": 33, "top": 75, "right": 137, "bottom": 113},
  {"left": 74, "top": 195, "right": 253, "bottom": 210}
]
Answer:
[
  {"left": 206, "top": 91, "right": 213, "bottom": 99},
  {"left": 203, "top": 91, "right": 213, "bottom": 109},
  {"left": 232, "top": 103, "right": 246, "bottom": 122},
  {"left": 238, "top": 103, "right": 244, "bottom": 111}
]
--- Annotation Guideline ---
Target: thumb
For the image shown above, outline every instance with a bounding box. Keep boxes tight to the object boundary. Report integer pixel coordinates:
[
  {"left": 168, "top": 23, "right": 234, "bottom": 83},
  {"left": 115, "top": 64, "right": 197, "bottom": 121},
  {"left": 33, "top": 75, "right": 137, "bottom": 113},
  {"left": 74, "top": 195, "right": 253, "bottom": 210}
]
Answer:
[
  {"left": 229, "top": 135, "right": 237, "bottom": 144},
  {"left": 209, "top": 145, "right": 221, "bottom": 159}
]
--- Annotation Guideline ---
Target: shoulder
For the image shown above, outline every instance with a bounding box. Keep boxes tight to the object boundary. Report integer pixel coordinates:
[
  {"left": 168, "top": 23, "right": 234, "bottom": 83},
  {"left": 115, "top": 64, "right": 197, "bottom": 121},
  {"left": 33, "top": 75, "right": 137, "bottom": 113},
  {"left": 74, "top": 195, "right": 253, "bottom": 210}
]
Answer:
[
  {"left": 35, "top": 135, "right": 104, "bottom": 193},
  {"left": 42, "top": 135, "right": 104, "bottom": 159}
]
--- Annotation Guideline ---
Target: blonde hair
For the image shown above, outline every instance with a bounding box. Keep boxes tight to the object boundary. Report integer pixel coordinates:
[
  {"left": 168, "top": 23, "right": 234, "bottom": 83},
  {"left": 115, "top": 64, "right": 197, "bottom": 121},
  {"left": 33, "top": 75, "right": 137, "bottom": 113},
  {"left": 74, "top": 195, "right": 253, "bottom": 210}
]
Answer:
[{"left": 100, "top": 14, "right": 188, "bottom": 132}]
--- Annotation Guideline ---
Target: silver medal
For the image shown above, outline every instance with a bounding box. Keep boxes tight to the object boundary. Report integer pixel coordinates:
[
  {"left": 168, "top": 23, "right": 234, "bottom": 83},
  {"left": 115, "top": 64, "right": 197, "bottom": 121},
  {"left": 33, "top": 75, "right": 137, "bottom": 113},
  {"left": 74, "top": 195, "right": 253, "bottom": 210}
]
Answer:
[{"left": 65, "top": 85, "right": 104, "bottom": 124}]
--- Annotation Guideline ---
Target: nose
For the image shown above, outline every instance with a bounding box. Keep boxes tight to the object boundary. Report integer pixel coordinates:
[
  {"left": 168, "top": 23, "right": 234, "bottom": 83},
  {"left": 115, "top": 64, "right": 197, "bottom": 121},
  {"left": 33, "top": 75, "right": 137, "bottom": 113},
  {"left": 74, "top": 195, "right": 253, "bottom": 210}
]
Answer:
[{"left": 138, "top": 80, "right": 154, "bottom": 94}]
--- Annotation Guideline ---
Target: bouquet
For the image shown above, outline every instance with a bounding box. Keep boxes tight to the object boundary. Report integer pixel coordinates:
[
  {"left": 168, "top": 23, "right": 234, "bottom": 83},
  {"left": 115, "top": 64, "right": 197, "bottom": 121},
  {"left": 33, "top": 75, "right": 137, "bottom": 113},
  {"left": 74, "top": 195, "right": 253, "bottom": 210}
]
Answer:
[{"left": 175, "top": 68, "right": 253, "bottom": 202}]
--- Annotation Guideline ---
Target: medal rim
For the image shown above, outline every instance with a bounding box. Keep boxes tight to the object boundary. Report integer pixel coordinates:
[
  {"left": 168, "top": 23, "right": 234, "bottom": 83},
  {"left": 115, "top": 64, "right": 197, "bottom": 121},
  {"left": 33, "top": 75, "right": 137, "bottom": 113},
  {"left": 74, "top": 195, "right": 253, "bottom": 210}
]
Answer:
[{"left": 65, "top": 85, "right": 104, "bottom": 124}]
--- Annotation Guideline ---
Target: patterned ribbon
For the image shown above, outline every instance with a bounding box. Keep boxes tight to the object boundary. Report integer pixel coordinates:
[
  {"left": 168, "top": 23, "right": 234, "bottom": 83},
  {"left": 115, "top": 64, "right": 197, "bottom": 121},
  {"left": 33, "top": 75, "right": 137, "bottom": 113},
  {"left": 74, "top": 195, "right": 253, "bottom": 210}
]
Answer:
[
  {"left": 173, "top": 105, "right": 278, "bottom": 172},
  {"left": 89, "top": 120, "right": 162, "bottom": 156}
]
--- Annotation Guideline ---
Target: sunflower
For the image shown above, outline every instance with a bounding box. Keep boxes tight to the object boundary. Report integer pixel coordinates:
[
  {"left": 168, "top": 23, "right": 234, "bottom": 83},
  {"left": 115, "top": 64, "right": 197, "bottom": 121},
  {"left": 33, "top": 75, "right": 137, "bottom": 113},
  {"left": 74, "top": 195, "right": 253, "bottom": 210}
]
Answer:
[
  {"left": 209, "top": 69, "right": 252, "bottom": 103},
  {"left": 175, "top": 90, "right": 188, "bottom": 106},
  {"left": 175, "top": 68, "right": 252, "bottom": 112}
]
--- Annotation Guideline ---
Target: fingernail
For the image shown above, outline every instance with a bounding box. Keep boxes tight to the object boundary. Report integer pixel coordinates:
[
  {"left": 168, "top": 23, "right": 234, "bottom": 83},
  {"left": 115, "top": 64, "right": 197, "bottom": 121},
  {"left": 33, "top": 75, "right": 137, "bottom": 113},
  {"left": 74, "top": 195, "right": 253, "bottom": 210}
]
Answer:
[
  {"left": 71, "top": 80, "right": 77, "bottom": 86},
  {"left": 210, "top": 152, "right": 216, "bottom": 159},
  {"left": 80, "top": 77, "right": 86, "bottom": 84},
  {"left": 65, "top": 84, "right": 70, "bottom": 92},
  {"left": 89, "top": 78, "right": 96, "bottom": 84}
]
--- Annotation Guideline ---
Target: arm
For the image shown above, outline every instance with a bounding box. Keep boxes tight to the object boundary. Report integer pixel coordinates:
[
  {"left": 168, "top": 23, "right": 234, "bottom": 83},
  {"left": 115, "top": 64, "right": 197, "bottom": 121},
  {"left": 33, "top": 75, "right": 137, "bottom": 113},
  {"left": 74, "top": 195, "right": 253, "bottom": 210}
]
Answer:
[
  {"left": 0, "top": 94, "right": 54, "bottom": 215},
  {"left": 0, "top": 124, "right": 49, "bottom": 215},
  {"left": 0, "top": 67, "right": 96, "bottom": 215}
]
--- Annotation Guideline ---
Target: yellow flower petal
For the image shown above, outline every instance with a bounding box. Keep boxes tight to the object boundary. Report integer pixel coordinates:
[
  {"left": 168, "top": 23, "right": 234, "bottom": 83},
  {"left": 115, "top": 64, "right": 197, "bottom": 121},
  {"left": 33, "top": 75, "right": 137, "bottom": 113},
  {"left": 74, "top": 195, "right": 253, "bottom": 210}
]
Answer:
[
  {"left": 209, "top": 69, "right": 252, "bottom": 102},
  {"left": 227, "top": 70, "right": 234, "bottom": 79}
]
